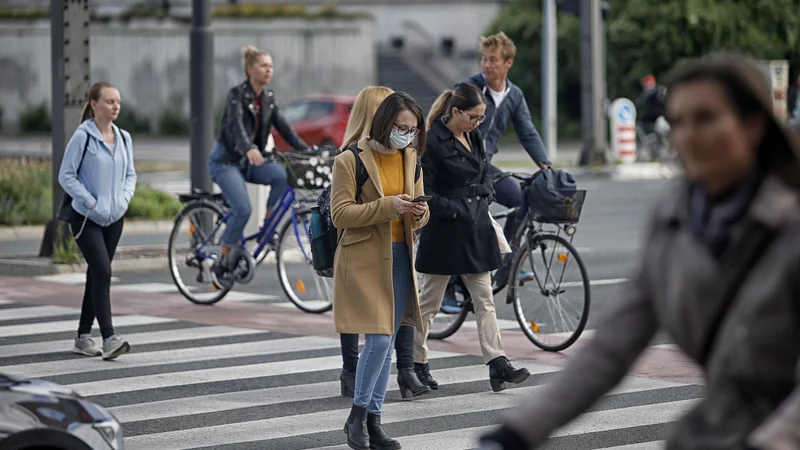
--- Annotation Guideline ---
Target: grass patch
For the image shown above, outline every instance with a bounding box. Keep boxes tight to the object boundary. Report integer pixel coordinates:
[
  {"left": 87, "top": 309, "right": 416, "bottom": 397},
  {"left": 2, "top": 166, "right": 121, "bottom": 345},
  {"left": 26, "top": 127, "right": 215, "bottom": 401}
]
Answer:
[
  {"left": 128, "top": 184, "right": 181, "bottom": 220},
  {"left": 52, "top": 224, "right": 81, "bottom": 265},
  {"left": 0, "top": 157, "right": 180, "bottom": 226}
]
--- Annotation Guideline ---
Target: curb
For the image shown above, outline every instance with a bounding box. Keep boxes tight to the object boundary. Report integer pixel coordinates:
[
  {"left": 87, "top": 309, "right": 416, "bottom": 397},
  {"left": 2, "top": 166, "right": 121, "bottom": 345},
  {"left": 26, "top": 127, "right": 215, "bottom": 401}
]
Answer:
[
  {"left": 0, "top": 220, "right": 174, "bottom": 242},
  {"left": 0, "top": 246, "right": 167, "bottom": 277}
]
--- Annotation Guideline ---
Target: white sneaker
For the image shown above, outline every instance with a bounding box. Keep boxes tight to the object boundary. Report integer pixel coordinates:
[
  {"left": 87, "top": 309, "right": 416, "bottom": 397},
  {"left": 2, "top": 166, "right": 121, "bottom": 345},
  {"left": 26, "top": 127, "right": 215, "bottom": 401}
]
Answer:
[
  {"left": 72, "top": 333, "right": 102, "bottom": 356},
  {"left": 102, "top": 335, "right": 130, "bottom": 360}
]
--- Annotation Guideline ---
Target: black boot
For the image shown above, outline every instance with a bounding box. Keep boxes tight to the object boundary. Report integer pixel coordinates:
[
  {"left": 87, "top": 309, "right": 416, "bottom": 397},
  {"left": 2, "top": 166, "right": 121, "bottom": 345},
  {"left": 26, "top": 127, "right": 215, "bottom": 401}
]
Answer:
[
  {"left": 413, "top": 362, "right": 438, "bottom": 390},
  {"left": 340, "top": 333, "right": 359, "bottom": 397},
  {"left": 397, "top": 368, "right": 431, "bottom": 399},
  {"left": 488, "top": 356, "right": 530, "bottom": 392},
  {"left": 367, "top": 413, "right": 401, "bottom": 450},
  {"left": 344, "top": 404, "right": 370, "bottom": 450},
  {"left": 340, "top": 369, "right": 356, "bottom": 397}
]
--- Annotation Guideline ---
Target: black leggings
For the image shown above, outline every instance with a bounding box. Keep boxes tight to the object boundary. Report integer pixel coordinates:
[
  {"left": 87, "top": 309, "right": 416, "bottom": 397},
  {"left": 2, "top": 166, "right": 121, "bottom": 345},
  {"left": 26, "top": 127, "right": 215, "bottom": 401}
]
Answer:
[
  {"left": 69, "top": 214, "right": 124, "bottom": 339},
  {"left": 340, "top": 325, "right": 415, "bottom": 372}
]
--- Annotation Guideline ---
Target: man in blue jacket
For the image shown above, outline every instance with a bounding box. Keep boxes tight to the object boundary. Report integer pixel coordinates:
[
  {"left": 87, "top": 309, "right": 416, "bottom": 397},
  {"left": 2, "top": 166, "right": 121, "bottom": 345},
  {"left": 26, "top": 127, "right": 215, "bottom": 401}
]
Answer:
[{"left": 441, "top": 32, "right": 551, "bottom": 313}]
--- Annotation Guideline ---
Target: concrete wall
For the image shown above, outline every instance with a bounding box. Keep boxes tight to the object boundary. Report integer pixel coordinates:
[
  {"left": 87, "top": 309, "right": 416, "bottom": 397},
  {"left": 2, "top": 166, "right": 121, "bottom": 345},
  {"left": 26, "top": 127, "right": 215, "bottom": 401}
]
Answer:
[{"left": 0, "top": 17, "right": 375, "bottom": 130}]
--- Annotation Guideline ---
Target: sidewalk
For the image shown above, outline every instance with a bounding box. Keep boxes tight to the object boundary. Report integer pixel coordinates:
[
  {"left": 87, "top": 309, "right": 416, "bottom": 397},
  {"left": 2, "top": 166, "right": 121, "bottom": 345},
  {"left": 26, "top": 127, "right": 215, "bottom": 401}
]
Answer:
[
  {"left": 0, "top": 135, "right": 583, "bottom": 165},
  {"left": 0, "top": 222, "right": 171, "bottom": 257}
]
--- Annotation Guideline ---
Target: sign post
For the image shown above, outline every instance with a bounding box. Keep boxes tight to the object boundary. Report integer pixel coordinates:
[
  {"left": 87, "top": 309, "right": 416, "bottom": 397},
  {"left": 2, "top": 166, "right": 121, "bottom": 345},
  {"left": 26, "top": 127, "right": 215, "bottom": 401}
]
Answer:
[{"left": 608, "top": 98, "right": 637, "bottom": 164}]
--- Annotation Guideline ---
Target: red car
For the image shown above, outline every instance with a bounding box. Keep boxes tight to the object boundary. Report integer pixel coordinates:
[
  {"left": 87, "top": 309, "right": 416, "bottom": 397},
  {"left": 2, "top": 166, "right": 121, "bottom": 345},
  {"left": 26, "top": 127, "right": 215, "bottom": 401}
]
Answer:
[{"left": 271, "top": 94, "right": 356, "bottom": 151}]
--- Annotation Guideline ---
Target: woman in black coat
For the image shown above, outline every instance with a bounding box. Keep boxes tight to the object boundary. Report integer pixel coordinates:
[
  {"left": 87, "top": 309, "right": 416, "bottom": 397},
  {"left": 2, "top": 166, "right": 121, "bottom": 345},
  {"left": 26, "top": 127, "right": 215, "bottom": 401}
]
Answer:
[{"left": 412, "top": 83, "right": 530, "bottom": 393}]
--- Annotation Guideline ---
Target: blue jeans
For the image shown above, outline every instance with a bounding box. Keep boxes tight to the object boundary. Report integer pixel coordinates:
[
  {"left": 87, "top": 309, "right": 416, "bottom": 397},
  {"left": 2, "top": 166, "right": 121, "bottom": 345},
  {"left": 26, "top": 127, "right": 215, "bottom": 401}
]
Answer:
[
  {"left": 353, "top": 242, "right": 411, "bottom": 414},
  {"left": 487, "top": 163, "right": 523, "bottom": 241},
  {"left": 208, "top": 143, "right": 289, "bottom": 246}
]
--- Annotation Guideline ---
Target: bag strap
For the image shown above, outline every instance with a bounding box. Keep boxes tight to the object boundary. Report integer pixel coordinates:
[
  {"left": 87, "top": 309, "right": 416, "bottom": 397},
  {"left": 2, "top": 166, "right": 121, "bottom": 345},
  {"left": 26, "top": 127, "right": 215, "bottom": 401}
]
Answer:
[
  {"left": 697, "top": 222, "right": 776, "bottom": 364},
  {"left": 75, "top": 132, "right": 91, "bottom": 176}
]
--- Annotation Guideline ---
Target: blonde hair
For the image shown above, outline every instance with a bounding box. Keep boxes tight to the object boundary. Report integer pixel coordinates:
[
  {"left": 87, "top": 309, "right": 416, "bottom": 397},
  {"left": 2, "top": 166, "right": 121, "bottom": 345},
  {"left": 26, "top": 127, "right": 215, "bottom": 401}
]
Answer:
[
  {"left": 480, "top": 31, "right": 517, "bottom": 61},
  {"left": 81, "top": 81, "right": 116, "bottom": 122},
  {"left": 340, "top": 86, "right": 395, "bottom": 149},
  {"left": 242, "top": 45, "right": 270, "bottom": 76}
]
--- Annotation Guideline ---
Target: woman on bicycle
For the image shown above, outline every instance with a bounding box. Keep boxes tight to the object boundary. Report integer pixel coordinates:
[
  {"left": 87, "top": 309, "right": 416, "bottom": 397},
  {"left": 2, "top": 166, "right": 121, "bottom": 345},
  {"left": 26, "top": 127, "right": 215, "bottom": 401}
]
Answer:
[
  {"left": 337, "top": 86, "right": 433, "bottom": 402},
  {"left": 331, "top": 92, "right": 429, "bottom": 450},
  {"left": 479, "top": 54, "right": 800, "bottom": 450},
  {"left": 209, "top": 45, "right": 309, "bottom": 282},
  {"left": 414, "top": 83, "right": 530, "bottom": 393}
]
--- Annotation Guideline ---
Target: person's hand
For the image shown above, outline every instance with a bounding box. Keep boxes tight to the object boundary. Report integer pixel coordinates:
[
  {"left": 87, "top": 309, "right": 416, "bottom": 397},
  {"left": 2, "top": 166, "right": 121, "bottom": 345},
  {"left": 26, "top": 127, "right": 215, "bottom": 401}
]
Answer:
[
  {"left": 539, "top": 161, "right": 552, "bottom": 170},
  {"left": 246, "top": 148, "right": 264, "bottom": 166},
  {"left": 393, "top": 194, "right": 415, "bottom": 216},
  {"left": 412, "top": 201, "right": 427, "bottom": 217}
]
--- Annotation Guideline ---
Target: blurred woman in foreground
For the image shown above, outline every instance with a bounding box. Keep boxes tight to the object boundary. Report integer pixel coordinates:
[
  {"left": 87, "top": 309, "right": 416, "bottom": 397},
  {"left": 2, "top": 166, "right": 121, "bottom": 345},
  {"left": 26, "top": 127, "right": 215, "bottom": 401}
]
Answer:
[{"left": 480, "top": 53, "right": 800, "bottom": 450}]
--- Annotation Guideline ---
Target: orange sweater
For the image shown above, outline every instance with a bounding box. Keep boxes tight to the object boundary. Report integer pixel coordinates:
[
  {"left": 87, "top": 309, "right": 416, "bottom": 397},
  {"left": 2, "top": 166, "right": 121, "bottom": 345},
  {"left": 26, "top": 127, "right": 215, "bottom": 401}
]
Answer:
[{"left": 375, "top": 151, "right": 406, "bottom": 242}]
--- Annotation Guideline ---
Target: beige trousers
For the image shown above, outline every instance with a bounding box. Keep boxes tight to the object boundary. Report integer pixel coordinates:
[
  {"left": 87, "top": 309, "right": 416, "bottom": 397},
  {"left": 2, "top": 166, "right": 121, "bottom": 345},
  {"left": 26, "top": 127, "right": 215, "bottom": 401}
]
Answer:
[{"left": 414, "top": 272, "right": 505, "bottom": 364}]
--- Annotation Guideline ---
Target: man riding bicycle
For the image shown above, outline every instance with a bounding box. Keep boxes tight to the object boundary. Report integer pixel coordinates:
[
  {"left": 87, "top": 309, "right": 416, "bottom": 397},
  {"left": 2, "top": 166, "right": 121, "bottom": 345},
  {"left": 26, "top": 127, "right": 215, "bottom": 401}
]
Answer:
[
  {"left": 209, "top": 45, "right": 309, "bottom": 286},
  {"left": 440, "top": 31, "right": 552, "bottom": 313}
]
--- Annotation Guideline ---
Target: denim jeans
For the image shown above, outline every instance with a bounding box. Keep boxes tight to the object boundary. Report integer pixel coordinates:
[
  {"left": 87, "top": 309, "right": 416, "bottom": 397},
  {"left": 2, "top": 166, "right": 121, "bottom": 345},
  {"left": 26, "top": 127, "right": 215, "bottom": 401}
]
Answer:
[
  {"left": 487, "top": 163, "right": 523, "bottom": 241},
  {"left": 340, "top": 325, "right": 415, "bottom": 373},
  {"left": 353, "top": 242, "right": 411, "bottom": 414},
  {"left": 208, "top": 143, "right": 289, "bottom": 246}
]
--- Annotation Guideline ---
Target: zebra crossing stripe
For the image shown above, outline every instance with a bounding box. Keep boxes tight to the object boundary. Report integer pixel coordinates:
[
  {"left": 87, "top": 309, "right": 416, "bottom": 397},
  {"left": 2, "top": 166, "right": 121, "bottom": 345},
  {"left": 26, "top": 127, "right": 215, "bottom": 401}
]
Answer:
[
  {"left": 0, "top": 314, "right": 177, "bottom": 338},
  {"left": 123, "top": 380, "right": 693, "bottom": 450},
  {"left": 0, "top": 301, "right": 701, "bottom": 450}
]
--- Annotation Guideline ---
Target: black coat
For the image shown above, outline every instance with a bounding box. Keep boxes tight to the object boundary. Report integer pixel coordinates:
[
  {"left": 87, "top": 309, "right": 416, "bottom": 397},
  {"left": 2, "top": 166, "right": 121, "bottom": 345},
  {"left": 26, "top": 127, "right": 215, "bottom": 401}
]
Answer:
[
  {"left": 216, "top": 80, "right": 308, "bottom": 165},
  {"left": 415, "top": 118, "right": 501, "bottom": 275}
]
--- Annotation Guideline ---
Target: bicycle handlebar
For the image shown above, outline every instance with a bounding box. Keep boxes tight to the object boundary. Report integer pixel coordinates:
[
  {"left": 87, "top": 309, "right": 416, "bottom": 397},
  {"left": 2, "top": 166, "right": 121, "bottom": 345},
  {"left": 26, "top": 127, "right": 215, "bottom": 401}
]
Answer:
[{"left": 491, "top": 171, "right": 533, "bottom": 183}]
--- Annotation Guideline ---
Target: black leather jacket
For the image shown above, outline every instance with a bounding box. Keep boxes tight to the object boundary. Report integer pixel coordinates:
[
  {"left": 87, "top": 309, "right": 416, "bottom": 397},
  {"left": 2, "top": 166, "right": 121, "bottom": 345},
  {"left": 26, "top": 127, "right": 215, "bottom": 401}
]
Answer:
[{"left": 217, "top": 80, "right": 308, "bottom": 164}]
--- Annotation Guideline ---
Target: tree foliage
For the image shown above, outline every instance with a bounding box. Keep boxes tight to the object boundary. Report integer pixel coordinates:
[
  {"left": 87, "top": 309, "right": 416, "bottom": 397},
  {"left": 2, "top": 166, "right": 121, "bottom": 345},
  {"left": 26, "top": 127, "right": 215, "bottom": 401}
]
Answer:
[{"left": 488, "top": 0, "right": 800, "bottom": 129}]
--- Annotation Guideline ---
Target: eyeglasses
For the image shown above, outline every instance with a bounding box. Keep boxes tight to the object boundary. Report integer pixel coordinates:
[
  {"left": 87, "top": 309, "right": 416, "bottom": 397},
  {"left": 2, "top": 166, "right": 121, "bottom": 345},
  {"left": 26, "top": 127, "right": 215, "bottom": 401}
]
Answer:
[
  {"left": 393, "top": 123, "right": 420, "bottom": 137},
  {"left": 459, "top": 110, "right": 486, "bottom": 124}
]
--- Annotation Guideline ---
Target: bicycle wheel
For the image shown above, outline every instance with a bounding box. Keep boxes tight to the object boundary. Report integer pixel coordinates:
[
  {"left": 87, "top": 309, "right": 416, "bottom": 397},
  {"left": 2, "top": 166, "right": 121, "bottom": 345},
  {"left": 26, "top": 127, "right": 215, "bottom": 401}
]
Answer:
[
  {"left": 275, "top": 209, "right": 334, "bottom": 313},
  {"left": 507, "top": 233, "right": 590, "bottom": 352},
  {"left": 427, "top": 298, "right": 469, "bottom": 340},
  {"left": 168, "top": 200, "right": 233, "bottom": 305}
]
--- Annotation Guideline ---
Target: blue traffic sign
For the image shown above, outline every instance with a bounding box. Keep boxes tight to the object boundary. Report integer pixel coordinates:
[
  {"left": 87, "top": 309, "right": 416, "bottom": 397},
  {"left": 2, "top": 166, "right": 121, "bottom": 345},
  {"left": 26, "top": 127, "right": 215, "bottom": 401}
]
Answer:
[{"left": 618, "top": 104, "right": 632, "bottom": 123}]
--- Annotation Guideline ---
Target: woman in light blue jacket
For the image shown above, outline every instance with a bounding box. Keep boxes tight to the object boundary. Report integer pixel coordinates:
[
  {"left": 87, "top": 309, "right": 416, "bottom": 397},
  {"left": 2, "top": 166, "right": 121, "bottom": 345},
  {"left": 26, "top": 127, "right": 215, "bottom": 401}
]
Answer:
[{"left": 58, "top": 81, "right": 136, "bottom": 360}]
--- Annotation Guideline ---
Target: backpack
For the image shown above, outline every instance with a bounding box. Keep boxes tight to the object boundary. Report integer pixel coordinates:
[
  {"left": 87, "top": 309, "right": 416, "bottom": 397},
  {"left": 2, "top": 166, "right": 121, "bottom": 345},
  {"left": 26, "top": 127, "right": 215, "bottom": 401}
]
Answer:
[{"left": 310, "top": 144, "right": 420, "bottom": 278}]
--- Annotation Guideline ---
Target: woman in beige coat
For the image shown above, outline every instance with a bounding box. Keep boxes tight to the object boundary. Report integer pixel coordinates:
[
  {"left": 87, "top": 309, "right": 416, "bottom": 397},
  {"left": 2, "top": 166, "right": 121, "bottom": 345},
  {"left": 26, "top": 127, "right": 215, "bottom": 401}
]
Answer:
[
  {"left": 479, "top": 54, "right": 800, "bottom": 450},
  {"left": 331, "top": 91, "right": 430, "bottom": 450},
  {"left": 337, "top": 86, "right": 432, "bottom": 402}
]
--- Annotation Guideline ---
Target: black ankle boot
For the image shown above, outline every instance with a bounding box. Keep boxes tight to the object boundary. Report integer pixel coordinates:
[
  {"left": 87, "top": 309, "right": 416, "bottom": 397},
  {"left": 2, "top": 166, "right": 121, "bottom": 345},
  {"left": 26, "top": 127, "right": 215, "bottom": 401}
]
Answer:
[
  {"left": 488, "top": 356, "right": 530, "bottom": 392},
  {"left": 340, "top": 369, "right": 356, "bottom": 397},
  {"left": 413, "top": 362, "right": 438, "bottom": 390},
  {"left": 397, "top": 367, "right": 431, "bottom": 399},
  {"left": 367, "top": 413, "right": 401, "bottom": 450},
  {"left": 344, "top": 404, "right": 370, "bottom": 449}
]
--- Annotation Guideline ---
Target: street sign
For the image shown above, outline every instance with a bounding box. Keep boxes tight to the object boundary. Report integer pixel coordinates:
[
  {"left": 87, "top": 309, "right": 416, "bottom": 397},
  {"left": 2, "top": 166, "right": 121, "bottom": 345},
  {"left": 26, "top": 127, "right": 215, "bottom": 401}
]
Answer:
[
  {"left": 609, "top": 98, "right": 637, "bottom": 164},
  {"left": 753, "top": 59, "right": 790, "bottom": 120}
]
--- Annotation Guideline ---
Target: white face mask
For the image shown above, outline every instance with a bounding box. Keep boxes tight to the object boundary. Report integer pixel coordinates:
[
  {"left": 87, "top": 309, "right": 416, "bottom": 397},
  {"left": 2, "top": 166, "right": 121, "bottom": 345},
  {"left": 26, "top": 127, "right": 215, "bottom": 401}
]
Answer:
[{"left": 389, "top": 129, "right": 414, "bottom": 149}]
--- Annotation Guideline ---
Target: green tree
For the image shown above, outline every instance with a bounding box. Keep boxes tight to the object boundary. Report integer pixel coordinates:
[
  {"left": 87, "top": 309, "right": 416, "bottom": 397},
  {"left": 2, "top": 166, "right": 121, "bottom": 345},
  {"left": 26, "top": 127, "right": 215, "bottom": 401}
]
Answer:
[{"left": 488, "top": 0, "right": 800, "bottom": 130}]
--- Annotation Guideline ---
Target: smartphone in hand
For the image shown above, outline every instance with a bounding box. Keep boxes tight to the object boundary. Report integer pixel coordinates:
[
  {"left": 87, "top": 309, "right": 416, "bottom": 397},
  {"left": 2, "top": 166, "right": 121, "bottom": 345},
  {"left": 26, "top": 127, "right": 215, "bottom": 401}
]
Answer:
[{"left": 411, "top": 195, "right": 432, "bottom": 203}]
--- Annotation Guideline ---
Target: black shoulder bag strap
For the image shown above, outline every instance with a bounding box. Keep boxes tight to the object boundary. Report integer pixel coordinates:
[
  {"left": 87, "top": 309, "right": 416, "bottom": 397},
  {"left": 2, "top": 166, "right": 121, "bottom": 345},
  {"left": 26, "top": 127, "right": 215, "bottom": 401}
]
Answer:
[
  {"left": 76, "top": 133, "right": 91, "bottom": 174},
  {"left": 698, "top": 222, "right": 776, "bottom": 364}
]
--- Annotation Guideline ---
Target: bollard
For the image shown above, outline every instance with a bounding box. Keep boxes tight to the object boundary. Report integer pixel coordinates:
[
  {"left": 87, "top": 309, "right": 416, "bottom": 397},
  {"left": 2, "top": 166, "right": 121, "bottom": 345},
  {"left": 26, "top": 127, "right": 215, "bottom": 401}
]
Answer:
[{"left": 608, "top": 98, "right": 637, "bottom": 164}]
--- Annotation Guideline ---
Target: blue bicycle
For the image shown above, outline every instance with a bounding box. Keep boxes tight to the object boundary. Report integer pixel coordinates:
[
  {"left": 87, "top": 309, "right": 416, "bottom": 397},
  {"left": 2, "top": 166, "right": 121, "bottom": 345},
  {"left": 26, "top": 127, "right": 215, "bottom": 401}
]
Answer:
[{"left": 167, "top": 150, "right": 335, "bottom": 313}]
